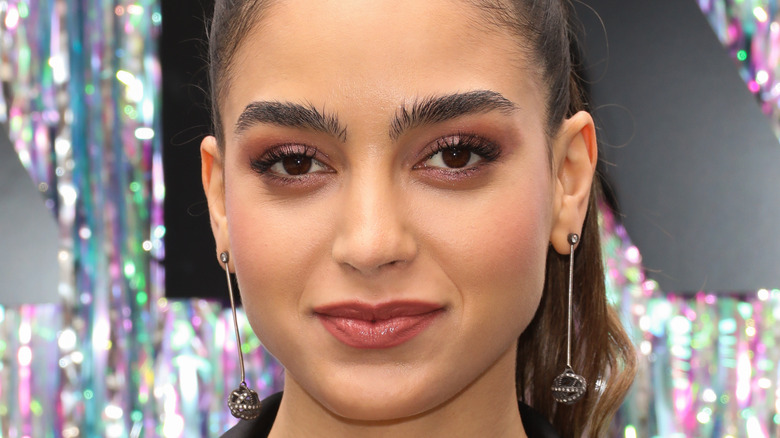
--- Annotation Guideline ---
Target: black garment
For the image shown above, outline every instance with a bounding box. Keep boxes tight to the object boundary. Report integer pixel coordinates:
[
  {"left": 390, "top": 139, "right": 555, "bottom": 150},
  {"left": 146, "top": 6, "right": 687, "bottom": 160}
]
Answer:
[{"left": 221, "top": 392, "right": 561, "bottom": 437}]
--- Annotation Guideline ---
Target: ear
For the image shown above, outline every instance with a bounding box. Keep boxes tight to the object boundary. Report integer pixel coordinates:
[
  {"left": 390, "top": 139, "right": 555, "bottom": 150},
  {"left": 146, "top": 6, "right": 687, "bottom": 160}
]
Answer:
[
  {"left": 550, "top": 111, "right": 597, "bottom": 255},
  {"left": 201, "top": 135, "right": 231, "bottom": 270}
]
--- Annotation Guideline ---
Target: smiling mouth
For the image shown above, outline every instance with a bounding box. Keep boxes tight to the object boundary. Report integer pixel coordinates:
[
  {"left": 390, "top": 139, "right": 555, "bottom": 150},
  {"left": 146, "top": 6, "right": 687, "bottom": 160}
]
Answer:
[{"left": 313, "top": 301, "right": 444, "bottom": 349}]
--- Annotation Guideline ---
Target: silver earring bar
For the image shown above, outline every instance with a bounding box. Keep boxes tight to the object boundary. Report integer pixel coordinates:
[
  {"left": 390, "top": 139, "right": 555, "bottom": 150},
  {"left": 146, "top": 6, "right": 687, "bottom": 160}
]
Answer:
[
  {"left": 551, "top": 234, "right": 587, "bottom": 405},
  {"left": 222, "top": 252, "right": 262, "bottom": 420}
]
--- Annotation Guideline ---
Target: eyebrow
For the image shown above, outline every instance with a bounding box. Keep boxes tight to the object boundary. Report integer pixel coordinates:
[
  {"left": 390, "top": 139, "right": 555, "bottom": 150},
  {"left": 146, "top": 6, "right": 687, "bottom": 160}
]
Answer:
[
  {"left": 234, "top": 101, "right": 348, "bottom": 142},
  {"left": 389, "top": 90, "right": 518, "bottom": 140},
  {"left": 233, "top": 90, "right": 517, "bottom": 142}
]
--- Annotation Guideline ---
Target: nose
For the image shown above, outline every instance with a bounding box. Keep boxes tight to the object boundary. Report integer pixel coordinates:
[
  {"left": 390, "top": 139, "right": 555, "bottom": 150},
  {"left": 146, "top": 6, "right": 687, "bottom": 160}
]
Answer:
[{"left": 331, "top": 174, "right": 418, "bottom": 275}]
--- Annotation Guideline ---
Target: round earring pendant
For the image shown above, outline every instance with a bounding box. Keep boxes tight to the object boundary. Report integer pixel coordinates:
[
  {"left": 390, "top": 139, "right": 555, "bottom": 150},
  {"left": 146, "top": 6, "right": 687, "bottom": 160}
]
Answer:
[
  {"left": 228, "top": 382, "right": 262, "bottom": 420},
  {"left": 551, "top": 367, "right": 587, "bottom": 404}
]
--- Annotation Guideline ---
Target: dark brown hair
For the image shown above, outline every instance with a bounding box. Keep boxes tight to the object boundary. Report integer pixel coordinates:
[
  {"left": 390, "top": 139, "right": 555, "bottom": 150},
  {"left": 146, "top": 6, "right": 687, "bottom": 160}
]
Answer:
[
  {"left": 498, "top": 1, "right": 637, "bottom": 437},
  {"left": 208, "top": 0, "right": 270, "bottom": 146},
  {"left": 207, "top": 1, "right": 636, "bottom": 436}
]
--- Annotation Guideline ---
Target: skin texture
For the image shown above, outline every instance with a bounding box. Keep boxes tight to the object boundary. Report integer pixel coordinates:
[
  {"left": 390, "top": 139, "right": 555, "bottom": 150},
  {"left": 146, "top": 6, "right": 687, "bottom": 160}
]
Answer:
[{"left": 201, "top": 1, "right": 597, "bottom": 436}]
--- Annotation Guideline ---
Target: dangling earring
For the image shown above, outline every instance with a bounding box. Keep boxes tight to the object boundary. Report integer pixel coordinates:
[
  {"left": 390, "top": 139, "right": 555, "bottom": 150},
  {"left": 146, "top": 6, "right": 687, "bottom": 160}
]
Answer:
[
  {"left": 221, "top": 251, "right": 262, "bottom": 420},
  {"left": 551, "top": 234, "right": 587, "bottom": 405}
]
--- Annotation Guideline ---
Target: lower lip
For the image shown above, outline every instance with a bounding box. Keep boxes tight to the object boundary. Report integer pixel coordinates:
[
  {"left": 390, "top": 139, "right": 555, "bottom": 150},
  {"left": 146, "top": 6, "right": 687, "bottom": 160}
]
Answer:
[{"left": 317, "top": 311, "right": 442, "bottom": 349}]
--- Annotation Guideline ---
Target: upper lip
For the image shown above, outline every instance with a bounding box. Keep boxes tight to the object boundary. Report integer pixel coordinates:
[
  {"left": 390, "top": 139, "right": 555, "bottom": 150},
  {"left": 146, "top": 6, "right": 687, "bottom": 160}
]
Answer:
[{"left": 313, "top": 301, "right": 444, "bottom": 321}]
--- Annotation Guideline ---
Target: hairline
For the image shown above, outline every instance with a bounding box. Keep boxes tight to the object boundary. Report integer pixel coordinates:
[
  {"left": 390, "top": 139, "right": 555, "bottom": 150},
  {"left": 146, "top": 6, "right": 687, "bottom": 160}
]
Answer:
[{"left": 211, "top": 0, "right": 562, "bottom": 169}]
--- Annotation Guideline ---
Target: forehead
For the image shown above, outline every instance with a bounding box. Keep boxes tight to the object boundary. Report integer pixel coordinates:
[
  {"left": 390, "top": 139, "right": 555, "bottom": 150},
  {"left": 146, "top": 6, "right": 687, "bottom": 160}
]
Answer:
[{"left": 222, "top": 0, "right": 541, "bottom": 133}]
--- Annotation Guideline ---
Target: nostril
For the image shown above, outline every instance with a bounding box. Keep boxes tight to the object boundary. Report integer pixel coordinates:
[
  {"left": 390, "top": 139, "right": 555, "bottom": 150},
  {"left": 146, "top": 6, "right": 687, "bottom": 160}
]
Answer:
[
  {"left": 383, "top": 259, "right": 409, "bottom": 269},
  {"left": 336, "top": 256, "right": 411, "bottom": 276}
]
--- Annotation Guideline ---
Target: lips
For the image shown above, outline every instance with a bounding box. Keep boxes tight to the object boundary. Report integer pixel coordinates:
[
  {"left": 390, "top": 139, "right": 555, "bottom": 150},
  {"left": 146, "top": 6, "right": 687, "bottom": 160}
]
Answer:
[{"left": 314, "top": 301, "right": 444, "bottom": 349}]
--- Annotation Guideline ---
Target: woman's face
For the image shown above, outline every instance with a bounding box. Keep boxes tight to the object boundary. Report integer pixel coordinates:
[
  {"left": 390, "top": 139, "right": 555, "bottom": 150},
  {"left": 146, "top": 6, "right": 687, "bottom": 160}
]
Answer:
[{"left": 203, "top": 0, "right": 594, "bottom": 423}]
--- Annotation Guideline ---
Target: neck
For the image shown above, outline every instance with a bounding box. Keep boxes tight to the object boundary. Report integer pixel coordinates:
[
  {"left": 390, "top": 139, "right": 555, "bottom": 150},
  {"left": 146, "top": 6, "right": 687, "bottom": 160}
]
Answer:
[{"left": 269, "top": 348, "right": 527, "bottom": 438}]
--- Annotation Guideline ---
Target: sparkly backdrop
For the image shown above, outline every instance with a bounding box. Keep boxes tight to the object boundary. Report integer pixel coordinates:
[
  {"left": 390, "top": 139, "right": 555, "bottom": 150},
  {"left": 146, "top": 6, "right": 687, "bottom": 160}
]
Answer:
[
  {"left": 0, "top": 1, "right": 283, "bottom": 437},
  {"left": 0, "top": 0, "right": 778, "bottom": 437}
]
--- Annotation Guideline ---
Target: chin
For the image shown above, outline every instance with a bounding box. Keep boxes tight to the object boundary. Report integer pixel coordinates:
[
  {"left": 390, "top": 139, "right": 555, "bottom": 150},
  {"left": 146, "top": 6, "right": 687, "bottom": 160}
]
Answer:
[
  {"left": 300, "top": 368, "right": 449, "bottom": 422},
  {"left": 321, "top": 390, "right": 440, "bottom": 422}
]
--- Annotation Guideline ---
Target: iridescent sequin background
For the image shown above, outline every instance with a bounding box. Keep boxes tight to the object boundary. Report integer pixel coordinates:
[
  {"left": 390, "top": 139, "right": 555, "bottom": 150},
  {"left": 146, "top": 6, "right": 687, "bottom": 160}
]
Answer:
[{"left": 0, "top": 0, "right": 777, "bottom": 436}]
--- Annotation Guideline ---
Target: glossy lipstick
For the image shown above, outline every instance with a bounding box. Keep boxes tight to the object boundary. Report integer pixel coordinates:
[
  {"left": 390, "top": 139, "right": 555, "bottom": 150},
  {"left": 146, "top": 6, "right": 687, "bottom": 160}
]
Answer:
[{"left": 314, "top": 301, "right": 443, "bottom": 349}]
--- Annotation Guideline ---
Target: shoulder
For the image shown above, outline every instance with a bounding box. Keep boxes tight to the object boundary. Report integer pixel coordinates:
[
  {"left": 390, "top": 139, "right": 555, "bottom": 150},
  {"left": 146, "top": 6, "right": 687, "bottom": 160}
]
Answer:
[{"left": 220, "top": 392, "right": 283, "bottom": 438}]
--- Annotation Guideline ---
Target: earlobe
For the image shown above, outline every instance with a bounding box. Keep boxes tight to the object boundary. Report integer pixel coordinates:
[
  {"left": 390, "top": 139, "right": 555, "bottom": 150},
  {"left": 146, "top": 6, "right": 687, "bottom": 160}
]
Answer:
[
  {"left": 201, "top": 135, "right": 231, "bottom": 267},
  {"left": 549, "top": 111, "right": 597, "bottom": 254}
]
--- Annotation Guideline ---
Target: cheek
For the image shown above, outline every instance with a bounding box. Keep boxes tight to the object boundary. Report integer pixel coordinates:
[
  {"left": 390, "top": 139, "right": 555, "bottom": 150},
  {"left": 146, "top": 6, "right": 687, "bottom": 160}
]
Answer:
[
  {"left": 414, "top": 170, "right": 552, "bottom": 329},
  {"left": 223, "top": 178, "right": 336, "bottom": 350}
]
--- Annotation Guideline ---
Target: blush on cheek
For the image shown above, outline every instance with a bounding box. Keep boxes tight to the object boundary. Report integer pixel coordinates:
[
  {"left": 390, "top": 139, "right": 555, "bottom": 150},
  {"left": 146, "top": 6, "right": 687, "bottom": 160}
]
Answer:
[
  {"left": 224, "top": 178, "right": 340, "bottom": 355},
  {"left": 482, "top": 213, "right": 548, "bottom": 296},
  {"left": 438, "top": 180, "right": 551, "bottom": 317}
]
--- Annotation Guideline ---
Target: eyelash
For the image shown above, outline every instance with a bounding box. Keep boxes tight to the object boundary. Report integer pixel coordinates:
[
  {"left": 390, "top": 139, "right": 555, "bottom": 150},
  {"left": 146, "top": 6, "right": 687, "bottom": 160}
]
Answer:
[
  {"left": 416, "top": 133, "right": 501, "bottom": 170},
  {"left": 250, "top": 143, "right": 322, "bottom": 172},
  {"left": 249, "top": 133, "right": 501, "bottom": 183}
]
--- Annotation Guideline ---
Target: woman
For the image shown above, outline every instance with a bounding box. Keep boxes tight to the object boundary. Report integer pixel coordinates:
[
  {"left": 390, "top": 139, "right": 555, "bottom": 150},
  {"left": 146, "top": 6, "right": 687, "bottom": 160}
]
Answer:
[{"left": 200, "top": 0, "right": 636, "bottom": 436}]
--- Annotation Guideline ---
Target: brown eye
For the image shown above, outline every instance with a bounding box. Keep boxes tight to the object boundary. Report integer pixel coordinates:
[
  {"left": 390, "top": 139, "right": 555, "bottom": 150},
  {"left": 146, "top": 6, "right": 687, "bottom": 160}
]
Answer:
[
  {"left": 265, "top": 153, "right": 328, "bottom": 176},
  {"left": 441, "top": 147, "right": 472, "bottom": 168},
  {"left": 250, "top": 144, "right": 331, "bottom": 179},
  {"left": 423, "top": 146, "right": 480, "bottom": 169},
  {"left": 282, "top": 156, "right": 313, "bottom": 175}
]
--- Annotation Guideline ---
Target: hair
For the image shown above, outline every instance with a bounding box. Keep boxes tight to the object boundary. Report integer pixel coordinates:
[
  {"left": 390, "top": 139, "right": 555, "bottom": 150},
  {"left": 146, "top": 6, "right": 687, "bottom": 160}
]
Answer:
[{"left": 207, "top": 1, "right": 636, "bottom": 436}]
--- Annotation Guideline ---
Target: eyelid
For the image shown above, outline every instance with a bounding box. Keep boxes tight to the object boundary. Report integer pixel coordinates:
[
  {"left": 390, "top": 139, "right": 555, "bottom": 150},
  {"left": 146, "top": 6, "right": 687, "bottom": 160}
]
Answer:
[
  {"left": 414, "top": 133, "right": 501, "bottom": 168},
  {"left": 250, "top": 143, "right": 333, "bottom": 176}
]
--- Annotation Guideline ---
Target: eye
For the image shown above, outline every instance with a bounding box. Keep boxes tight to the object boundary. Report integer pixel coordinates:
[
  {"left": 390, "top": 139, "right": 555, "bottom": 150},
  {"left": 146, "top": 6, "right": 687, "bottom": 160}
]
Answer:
[
  {"left": 269, "top": 154, "right": 328, "bottom": 176},
  {"left": 424, "top": 146, "right": 481, "bottom": 169},
  {"left": 251, "top": 144, "right": 332, "bottom": 178},
  {"left": 417, "top": 134, "right": 500, "bottom": 170}
]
